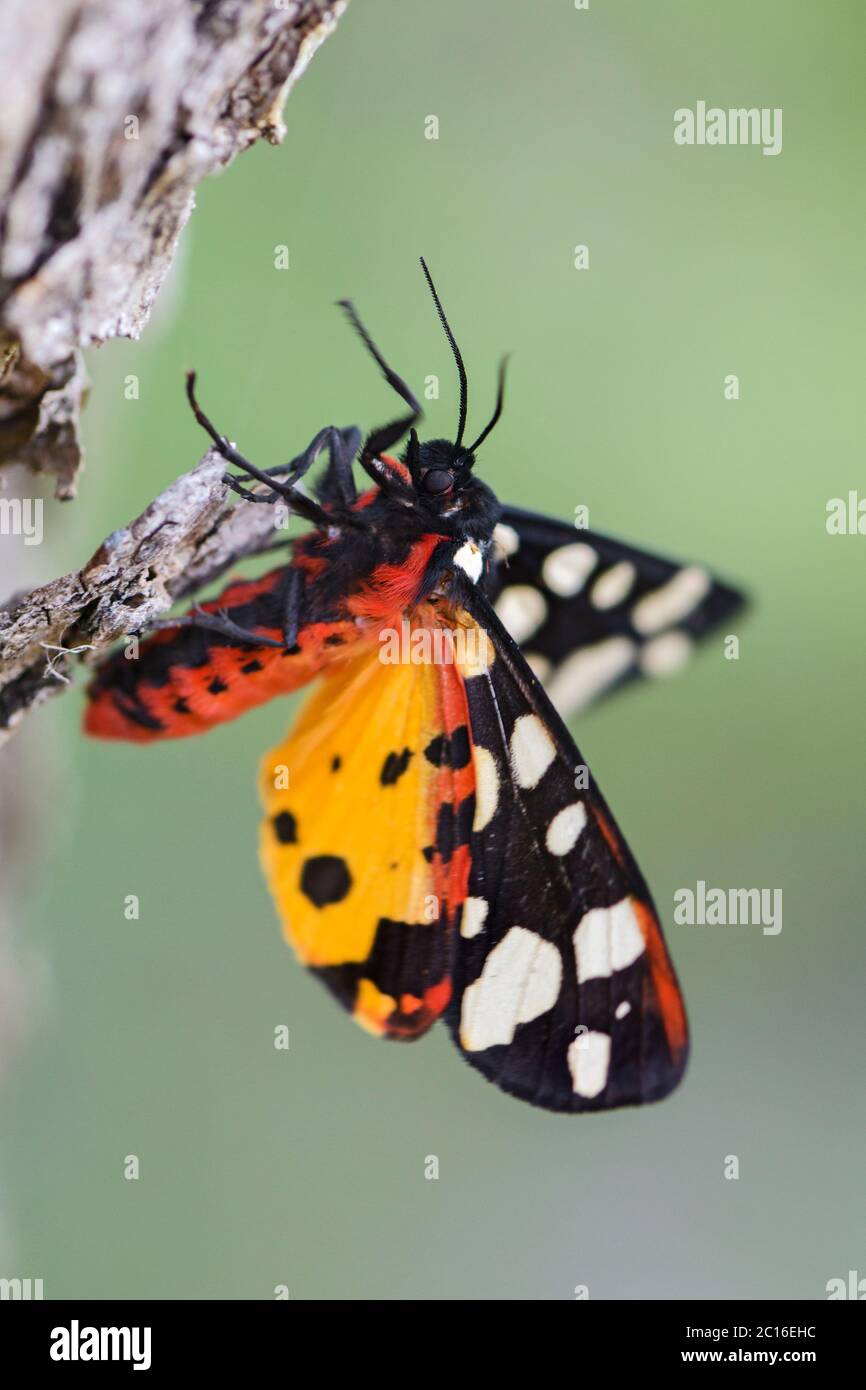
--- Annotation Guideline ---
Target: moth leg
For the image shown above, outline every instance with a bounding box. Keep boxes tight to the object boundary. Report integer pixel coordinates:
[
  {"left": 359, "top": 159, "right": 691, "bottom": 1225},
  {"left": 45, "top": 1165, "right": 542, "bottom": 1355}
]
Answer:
[
  {"left": 276, "top": 424, "right": 367, "bottom": 525},
  {"left": 280, "top": 565, "right": 305, "bottom": 650},
  {"left": 185, "top": 372, "right": 348, "bottom": 531},
  {"left": 243, "top": 425, "right": 361, "bottom": 511},
  {"left": 222, "top": 478, "right": 284, "bottom": 505},
  {"left": 267, "top": 426, "right": 359, "bottom": 489},
  {"left": 315, "top": 426, "right": 361, "bottom": 507},
  {"left": 357, "top": 417, "right": 418, "bottom": 495},
  {"left": 337, "top": 300, "right": 421, "bottom": 490},
  {"left": 150, "top": 608, "right": 284, "bottom": 648}
]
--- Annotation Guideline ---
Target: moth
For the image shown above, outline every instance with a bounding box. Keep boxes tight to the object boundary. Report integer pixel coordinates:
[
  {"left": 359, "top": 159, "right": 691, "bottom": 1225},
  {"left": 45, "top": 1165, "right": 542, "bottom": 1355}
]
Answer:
[{"left": 85, "top": 261, "right": 743, "bottom": 1111}]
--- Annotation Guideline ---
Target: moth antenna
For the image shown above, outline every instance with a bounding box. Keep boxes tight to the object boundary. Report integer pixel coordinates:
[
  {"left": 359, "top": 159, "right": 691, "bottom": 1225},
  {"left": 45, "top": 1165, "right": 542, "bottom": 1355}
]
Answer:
[
  {"left": 337, "top": 300, "right": 421, "bottom": 415},
  {"left": 466, "top": 354, "right": 509, "bottom": 458},
  {"left": 419, "top": 257, "right": 468, "bottom": 448}
]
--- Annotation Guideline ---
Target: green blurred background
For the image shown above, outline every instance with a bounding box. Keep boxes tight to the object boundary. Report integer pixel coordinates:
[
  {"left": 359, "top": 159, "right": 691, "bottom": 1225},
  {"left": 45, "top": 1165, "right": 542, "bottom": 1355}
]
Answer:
[{"left": 3, "top": 0, "right": 865, "bottom": 1299}]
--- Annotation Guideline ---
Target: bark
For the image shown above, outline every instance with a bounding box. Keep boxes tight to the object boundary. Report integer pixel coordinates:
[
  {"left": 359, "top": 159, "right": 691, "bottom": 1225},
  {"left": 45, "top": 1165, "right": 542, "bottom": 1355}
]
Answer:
[
  {"left": 0, "top": 0, "right": 349, "bottom": 1082},
  {"left": 0, "top": 0, "right": 349, "bottom": 729},
  {"left": 0, "top": 0, "right": 347, "bottom": 498},
  {"left": 0, "top": 457, "right": 288, "bottom": 740}
]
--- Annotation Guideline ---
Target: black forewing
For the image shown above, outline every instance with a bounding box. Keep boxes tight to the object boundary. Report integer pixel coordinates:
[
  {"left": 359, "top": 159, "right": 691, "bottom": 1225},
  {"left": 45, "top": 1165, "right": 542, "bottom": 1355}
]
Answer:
[
  {"left": 446, "top": 586, "right": 689, "bottom": 1112},
  {"left": 486, "top": 506, "right": 745, "bottom": 716}
]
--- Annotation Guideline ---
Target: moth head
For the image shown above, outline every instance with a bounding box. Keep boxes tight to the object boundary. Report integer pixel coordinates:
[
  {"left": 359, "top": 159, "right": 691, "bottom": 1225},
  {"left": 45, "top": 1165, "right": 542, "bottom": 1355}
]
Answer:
[
  {"left": 406, "top": 435, "right": 470, "bottom": 499},
  {"left": 390, "top": 259, "right": 508, "bottom": 538},
  {"left": 400, "top": 431, "right": 501, "bottom": 540},
  {"left": 414, "top": 256, "right": 508, "bottom": 476},
  {"left": 340, "top": 259, "right": 507, "bottom": 539}
]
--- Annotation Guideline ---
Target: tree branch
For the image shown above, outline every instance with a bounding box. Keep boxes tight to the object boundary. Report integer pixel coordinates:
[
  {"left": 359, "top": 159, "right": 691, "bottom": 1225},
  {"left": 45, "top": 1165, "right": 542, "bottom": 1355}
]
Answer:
[
  {"left": 0, "top": 0, "right": 347, "bottom": 497},
  {"left": 0, "top": 455, "right": 293, "bottom": 740}
]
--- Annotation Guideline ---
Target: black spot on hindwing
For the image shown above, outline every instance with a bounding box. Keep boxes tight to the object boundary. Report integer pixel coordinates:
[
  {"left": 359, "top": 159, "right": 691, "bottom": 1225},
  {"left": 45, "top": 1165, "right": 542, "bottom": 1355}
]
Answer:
[
  {"left": 300, "top": 855, "right": 352, "bottom": 907},
  {"left": 380, "top": 747, "right": 413, "bottom": 786},
  {"left": 435, "top": 803, "right": 455, "bottom": 863},
  {"left": 449, "top": 725, "right": 471, "bottom": 767},
  {"left": 273, "top": 811, "right": 298, "bottom": 844},
  {"left": 424, "top": 725, "right": 470, "bottom": 769},
  {"left": 424, "top": 734, "right": 447, "bottom": 766}
]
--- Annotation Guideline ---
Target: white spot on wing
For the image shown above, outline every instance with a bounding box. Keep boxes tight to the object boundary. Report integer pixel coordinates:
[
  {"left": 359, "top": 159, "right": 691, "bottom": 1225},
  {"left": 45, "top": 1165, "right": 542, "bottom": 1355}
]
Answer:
[
  {"left": 460, "top": 926, "right": 562, "bottom": 1051},
  {"left": 545, "top": 802, "right": 587, "bottom": 856},
  {"left": 493, "top": 522, "right": 520, "bottom": 557},
  {"left": 545, "top": 637, "right": 636, "bottom": 716},
  {"left": 639, "top": 630, "right": 693, "bottom": 677},
  {"left": 454, "top": 539, "right": 483, "bottom": 583},
  {"left": 461, "top": 896, "right": 489, "bottom": 939},
  {"left": 567, "top": 1030, "right": 611, "bottom": 1097},
  {"left": 615, "top": 1000, "right": 631, "bottom": 1020},
  {"left": 472, "top": 745, "right": 500, "bottom": 831},
  {"left": 573, "top": 899, "right": 646, "bottom": 983},
  {"left": 542, "top": 542, "right": 597, "bottom": 597},
  {"left": 590, "top": 561, "right": 636, "bottom": 610},
  {"left": 494, "top": 585, "right": 547, "bottom": 644},
  {"left": 509, "top": 713, "right": 556, "bottom": 789},
  {"left": 632, "top": 566, "right": 711, "bottom": 635},
  {"left": 524, "top": 651, "right": 552, "bottom": 682}
]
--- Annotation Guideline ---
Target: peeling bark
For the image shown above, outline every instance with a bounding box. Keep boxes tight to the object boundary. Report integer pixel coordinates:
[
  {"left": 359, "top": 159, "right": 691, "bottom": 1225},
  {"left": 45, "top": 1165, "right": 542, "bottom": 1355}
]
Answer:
[
  {"left": 0, "top": 0, "right": 347, "bottom": 497},
  {"left": 0, "top": 456, "right": 288, "bottom": 740}
]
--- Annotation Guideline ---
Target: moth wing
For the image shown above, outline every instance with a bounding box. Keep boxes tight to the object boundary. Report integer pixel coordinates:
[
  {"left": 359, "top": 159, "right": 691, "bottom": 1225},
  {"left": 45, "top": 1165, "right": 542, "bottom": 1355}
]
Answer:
[
  {"left": 488, "top": 506, "right": 745, "bottom": 717},
  {"left": 84, "top": 564, "right": 357, "bottom": 742},
  {"left": 447, "top": 591, "right": 688, "bottom": 1111},
  {"left": 260, "top": 628, "right": 473, "bottom": 1038}
]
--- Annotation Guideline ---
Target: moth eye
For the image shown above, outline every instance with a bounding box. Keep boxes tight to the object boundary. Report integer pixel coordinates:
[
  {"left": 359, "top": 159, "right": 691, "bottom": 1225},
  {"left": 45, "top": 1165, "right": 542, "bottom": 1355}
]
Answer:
[{"left": 422, "top": 468, "right": 453, "bottom": 496}]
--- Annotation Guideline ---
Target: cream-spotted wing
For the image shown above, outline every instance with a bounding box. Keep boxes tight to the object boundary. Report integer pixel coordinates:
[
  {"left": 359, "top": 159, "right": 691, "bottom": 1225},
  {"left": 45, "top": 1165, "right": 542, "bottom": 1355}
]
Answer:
[
  {"left": 448, "top": 590, "right": 689, "bottom": 1111},
  {"left": 486, "top": 506, "right": 744, "bottom": 717}
]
